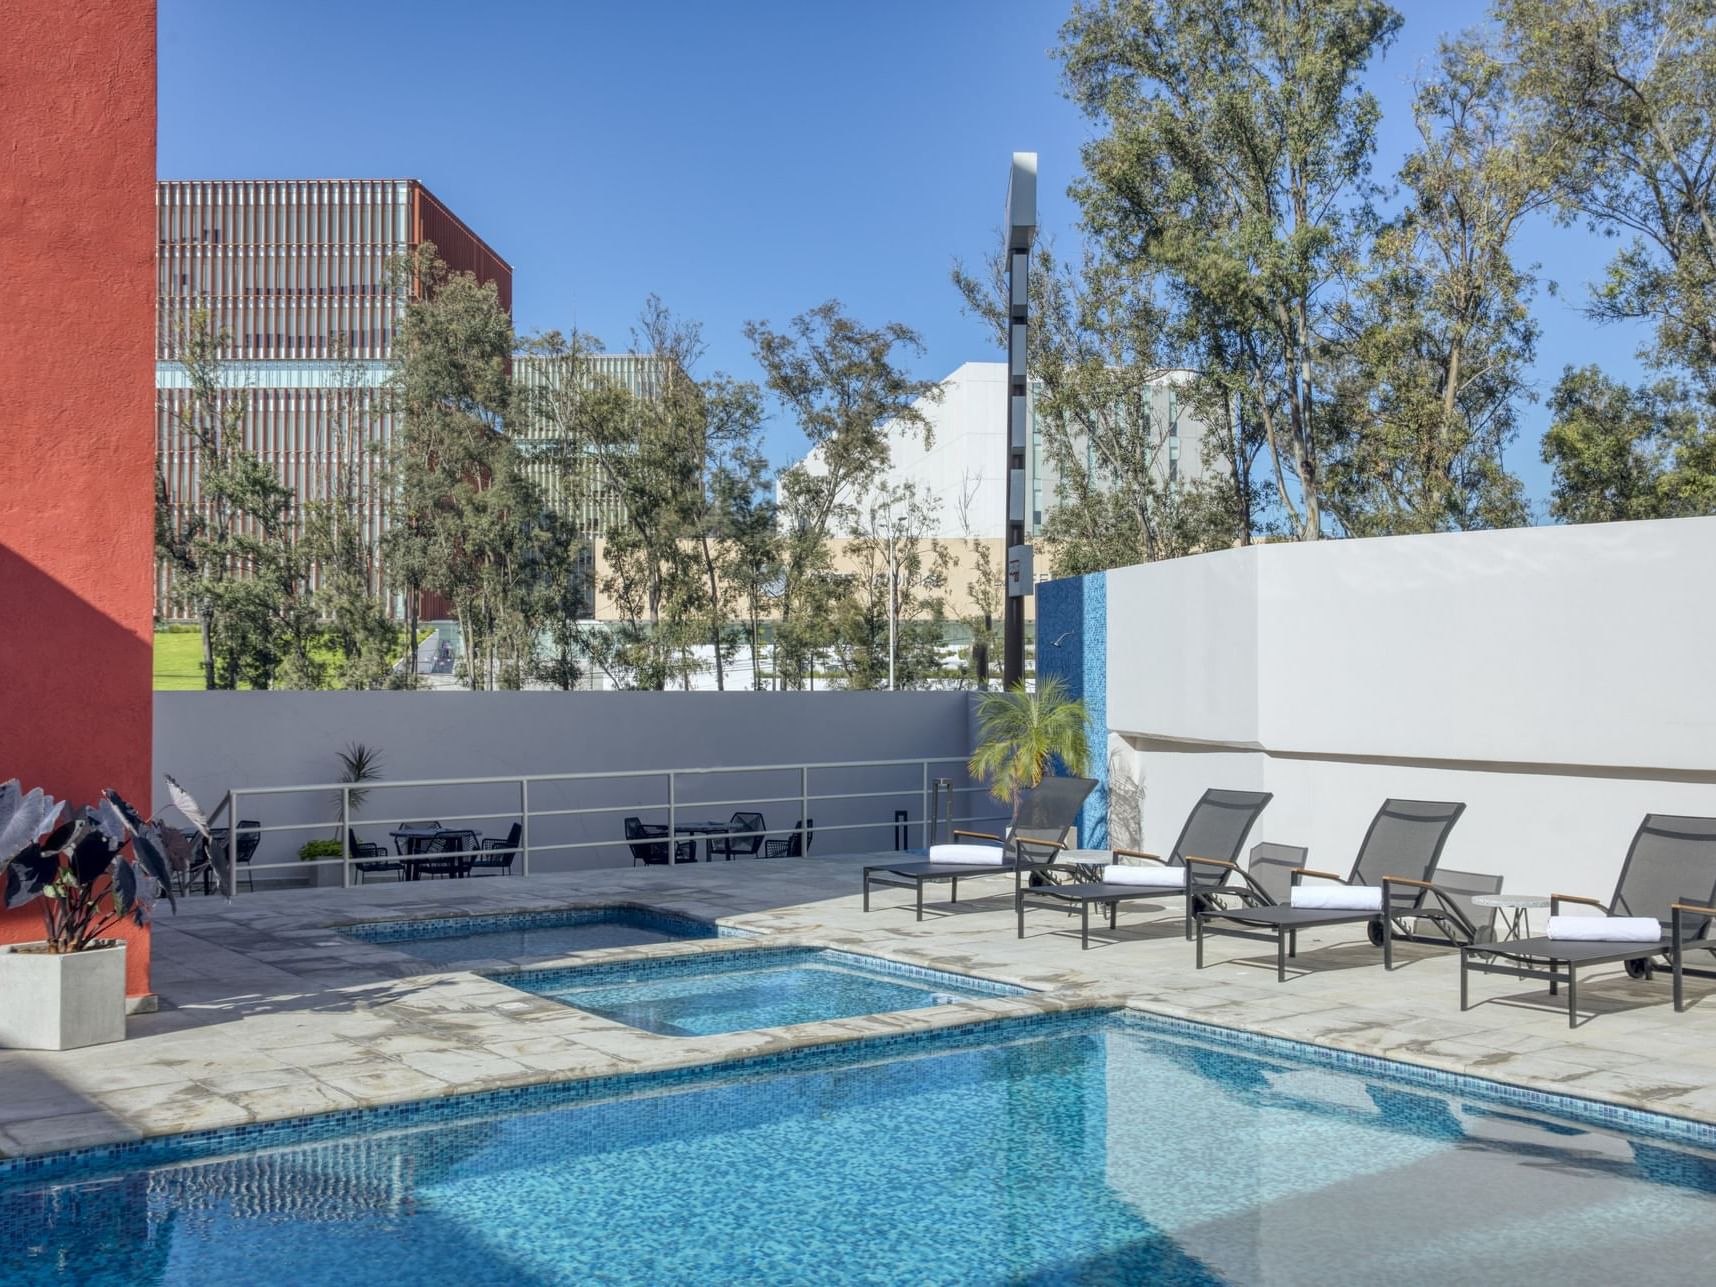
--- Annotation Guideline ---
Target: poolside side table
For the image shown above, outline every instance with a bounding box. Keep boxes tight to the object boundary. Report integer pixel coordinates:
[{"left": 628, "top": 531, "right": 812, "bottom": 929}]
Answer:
[{"left": 1473, "top": 893, "right": 1550, "bottom": 943}]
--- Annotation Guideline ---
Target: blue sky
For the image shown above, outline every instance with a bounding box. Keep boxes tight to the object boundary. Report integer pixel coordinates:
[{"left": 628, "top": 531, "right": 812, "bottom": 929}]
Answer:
[{"left": 160, "top": 0, "right": 1650, "bottom": 516}]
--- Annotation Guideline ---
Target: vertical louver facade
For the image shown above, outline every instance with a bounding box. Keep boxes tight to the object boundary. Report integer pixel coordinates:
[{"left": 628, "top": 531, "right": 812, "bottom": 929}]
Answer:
[{"left": 154, "top": 179, "right": 510, "bottom": 618}]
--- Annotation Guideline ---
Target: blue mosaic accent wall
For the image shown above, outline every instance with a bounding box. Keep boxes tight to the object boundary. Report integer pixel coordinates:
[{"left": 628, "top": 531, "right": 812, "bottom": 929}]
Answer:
[{"left": 1034, "top": 571, "right": 1109, "bottom": 847}]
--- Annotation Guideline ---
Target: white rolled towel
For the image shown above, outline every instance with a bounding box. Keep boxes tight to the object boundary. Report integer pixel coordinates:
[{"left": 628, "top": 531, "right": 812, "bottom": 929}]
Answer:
[
  {"left": 928, "top": 843, "right": 1007, "bottom": 866},
  {"left": 1288, "top": 884, "right": 1382, "bottom": 912},
  {"left": 1101, "top": 864, "right": 1187, "bottom": 888},
  {"left": 1546, "top": 915, "right": 1662, "bottom": 943}
]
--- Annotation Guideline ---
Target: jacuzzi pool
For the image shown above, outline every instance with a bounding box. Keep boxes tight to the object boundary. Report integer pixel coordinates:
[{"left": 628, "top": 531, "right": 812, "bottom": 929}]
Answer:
[{"left": 340, "top": 905, "right": 740, "bottom": 967}]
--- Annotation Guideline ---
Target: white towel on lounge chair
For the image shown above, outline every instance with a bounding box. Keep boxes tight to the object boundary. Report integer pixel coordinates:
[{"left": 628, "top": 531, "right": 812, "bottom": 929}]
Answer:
[
  {"left": 1546, "top": 915, "right": 1663, "bottom": 943},
  {"left": 1101, "top": 864, "right": 1187, "bottom": 888},
  {"left": 928, "top": 843, "right": 1007, "bottom": 866},
  {"left": 1288, "top": 884, "right": 1382, "bottom": 911}
]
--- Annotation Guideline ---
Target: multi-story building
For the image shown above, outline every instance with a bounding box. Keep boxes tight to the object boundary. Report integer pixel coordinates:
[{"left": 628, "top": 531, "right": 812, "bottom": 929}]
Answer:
[
  {"left": 782, "top": 360, "right": 1218, "bottom": 620},
  {"left": 154, "top": 178, "right": 511, "bottom": 618}
]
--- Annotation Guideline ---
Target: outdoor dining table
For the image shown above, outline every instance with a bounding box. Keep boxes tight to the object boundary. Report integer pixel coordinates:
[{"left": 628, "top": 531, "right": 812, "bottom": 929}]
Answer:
[
  {"left": 388, "top": 826, "right": 478, "bottom": 880},
  {"left": 673, "top": 820, "right": 733, "bottom": 862}
]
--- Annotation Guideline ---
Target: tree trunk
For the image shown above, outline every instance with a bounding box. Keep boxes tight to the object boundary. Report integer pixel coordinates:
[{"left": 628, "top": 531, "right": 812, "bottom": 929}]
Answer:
[{"left": 200, "top": 606, "right": 217, "bottom": 690}]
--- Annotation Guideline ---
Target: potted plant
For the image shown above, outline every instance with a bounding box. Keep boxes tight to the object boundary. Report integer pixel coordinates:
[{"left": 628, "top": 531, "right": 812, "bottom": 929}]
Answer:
[
  {"left": 0, "top": 780, "right": 187, "bottom": 1050},
  {"left": 968, "top": 677, "right": 1091, "bottom": 816}
]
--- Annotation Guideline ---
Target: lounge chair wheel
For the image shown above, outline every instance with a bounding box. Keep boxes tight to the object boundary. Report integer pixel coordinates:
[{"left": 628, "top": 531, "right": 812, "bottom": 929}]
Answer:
[
  {"left": 1367, "top": 921, "right": 1386, "bottom": 948},
  {"left": 1625, "top": 957, "right": 1654, "bottom": 981}
]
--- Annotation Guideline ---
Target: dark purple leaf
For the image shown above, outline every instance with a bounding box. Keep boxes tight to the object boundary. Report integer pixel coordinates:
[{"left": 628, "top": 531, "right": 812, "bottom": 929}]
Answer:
[
  {"left": 93, "top": 797, "right": 130, "bottom": 845},
  {"left": 103, "top": 789, "right": 146, "bottom": 831},
  {"left": 4, "top": 843, "right": 57, "bottom": 907},
  {"left": 112, "top": 858, "right": 138, "bottom": 915},
  {"left": 70, "top": 829, "right": 117, "bottom": 887},
  {"left": 39, "top": 818, "right": 77, "bottom": 855},
  {"left": 0, "top": 786, "right": 59, "bottom": 866},
  {"left": 130, "top": 825, "right": 176, "bottom": 913}
]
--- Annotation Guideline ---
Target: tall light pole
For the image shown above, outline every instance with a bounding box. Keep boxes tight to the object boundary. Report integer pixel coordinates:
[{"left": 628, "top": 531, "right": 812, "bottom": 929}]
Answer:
[{"left": 1004, "top": 152, "right": 1037, "bottom": 691}]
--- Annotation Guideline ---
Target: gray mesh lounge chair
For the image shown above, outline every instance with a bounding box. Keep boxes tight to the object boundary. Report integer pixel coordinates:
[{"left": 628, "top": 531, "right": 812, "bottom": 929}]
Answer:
[
  {"left": 1014, "top": 788, "right": 1274, "bottom": 948},
  {"left": 1460, "top": 814, "right": 1716, "bottom": 1027},
  {"left": 1193, "top": 799, "right": 1469, "bottom": 981},
  {"left": 862, "top": 776, "right": 1097, "bottom": 921}
]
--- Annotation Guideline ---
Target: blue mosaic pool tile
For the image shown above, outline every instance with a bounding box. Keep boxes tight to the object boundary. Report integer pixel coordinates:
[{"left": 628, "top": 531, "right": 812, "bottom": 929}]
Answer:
[{"left": 340, "top": 903, "right": 745, "bottom": 946}]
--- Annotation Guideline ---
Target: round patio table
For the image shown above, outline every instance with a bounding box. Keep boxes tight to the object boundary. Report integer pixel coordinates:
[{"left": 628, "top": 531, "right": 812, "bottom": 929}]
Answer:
[{"left": 1473, "top": 892, "right": 1550, "bottom": 942}]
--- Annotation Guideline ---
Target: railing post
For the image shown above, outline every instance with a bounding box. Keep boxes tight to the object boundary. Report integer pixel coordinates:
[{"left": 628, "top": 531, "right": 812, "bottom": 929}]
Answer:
[
  {"left": 800, "top": 766, "right": 808, "bottom": 857},
  {"left": 667, "top": 772, "right": 677, "bottom": 864},
  {"left": 227, "top": 790, "right": 239, "bottom": 900},
  {"left": 341, "top": 785, "right": 352, "bottom": 888},
  {"left": 921, "top": 762, "right": 930, "bottom": 849},
  {"left": 520, "top": 778, "right": 530, "bottom": 877}
]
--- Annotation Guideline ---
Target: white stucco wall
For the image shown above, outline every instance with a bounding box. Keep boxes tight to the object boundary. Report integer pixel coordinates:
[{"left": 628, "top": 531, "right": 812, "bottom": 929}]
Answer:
[
  {"left": 1104, "top": 516, "right": 1716, "bottom": 912},
  {"left": 154, "top": 691, "right": 986, "bottom": 882}
]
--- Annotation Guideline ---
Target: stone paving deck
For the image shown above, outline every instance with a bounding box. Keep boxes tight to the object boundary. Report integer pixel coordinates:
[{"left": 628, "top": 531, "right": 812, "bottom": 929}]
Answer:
[{"left": 4, "top": 851, "right": 1716, "bottom": 1159}]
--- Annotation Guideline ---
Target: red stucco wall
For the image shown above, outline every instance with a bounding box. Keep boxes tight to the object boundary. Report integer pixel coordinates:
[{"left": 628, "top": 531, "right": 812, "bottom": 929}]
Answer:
[{"left": 0, "top": 1, "right": 158, "bottom": 995}]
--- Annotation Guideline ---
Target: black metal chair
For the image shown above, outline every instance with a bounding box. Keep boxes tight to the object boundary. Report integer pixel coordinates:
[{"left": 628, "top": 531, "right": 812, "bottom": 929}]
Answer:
[
  {"left": 764, "top": 818, "right": 815, "bottom": 858},
  {"left": 412, "top": 830, "right": 477, "bottom": 879},
  {"left": 206, "top": 821, "right": 262, "bottom": 892},
  {"left": 625, "top": 815, "right": 695, "bottom": 866},
  {"left": 469, "top": 821, "right": 522, "bottom": 876},
  {"left": 394, "top": 822, "right": 444, "bottom": 856},
  {"left": 350, "top": 829, "right": 402, "bottom": 883},
  {"left": 708, "top": 812, "right": 765, "bottom": 861}
]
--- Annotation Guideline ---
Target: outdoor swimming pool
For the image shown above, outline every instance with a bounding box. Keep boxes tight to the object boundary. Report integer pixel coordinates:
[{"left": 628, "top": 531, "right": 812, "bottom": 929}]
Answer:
[
  {"left": 339, "top": 905, "right": 737, "bottom": 966},
  {"left": 505, "top": 946, "right": 1026, "bottom": 1034},
  {"left": 3, "top": 1011, "right": 1713, "bottom": 1285}
]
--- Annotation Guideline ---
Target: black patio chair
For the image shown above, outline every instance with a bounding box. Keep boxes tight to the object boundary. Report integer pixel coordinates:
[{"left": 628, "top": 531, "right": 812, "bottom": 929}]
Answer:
[
  {"left": 625, "top": 815, "right": 695, "bottom": 866},
  {"left": 1460, "top": 813, "right": 1716, "bottom": 1027},
  {"left": 708, "top": 812, "right": 765, "bottom": 861},
  {"left": 206, "top": 820, "right": 262, "bottom": 892},
  {"left": 763, "top": 818, "right": 815, "bottom": 858},
  {"left": 863, "top": 776, "right": 1097, "bottom": 921},
  {"left": 349, "top": 828, "right": 402, "bottom": 883},
  {"left": 469, "top": 821, "right": 522, "bottom": 876},
  {"left": 1193, "top": 798, "right": 1471, "bottom": 981},
  {"left": 411, "top": 829, "right": 477, "bottom": 879},
  {"left": 1015, "top": 788, "right": 1274, "bottom": 947},
  {"left": 394, "top": 822, "right": 444, "bottom": 856}
]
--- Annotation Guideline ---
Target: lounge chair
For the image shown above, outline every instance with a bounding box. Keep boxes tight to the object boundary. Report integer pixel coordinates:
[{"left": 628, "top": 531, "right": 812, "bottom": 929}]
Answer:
[
  {"left": 1014, "top": 788, "right": 1274, "bottom": 947},
  {"left": 862, "top": 776, "right": 1097, "bottom": 921},
  {"left": 1193, "top": 798, "right": 1469, "bottom": 981},
  {"left": 1460, "top": 813, "right": 1716, "bottom": 1027}
]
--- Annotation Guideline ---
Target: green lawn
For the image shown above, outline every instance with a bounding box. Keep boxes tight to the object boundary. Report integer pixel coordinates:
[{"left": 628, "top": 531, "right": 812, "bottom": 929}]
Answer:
[{"left": 154, "top": 627, "right": 432, "bottom": 690}]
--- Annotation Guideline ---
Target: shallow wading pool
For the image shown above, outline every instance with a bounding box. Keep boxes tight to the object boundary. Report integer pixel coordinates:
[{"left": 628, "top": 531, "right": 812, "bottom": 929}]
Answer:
[
  {"left": 3, "top": 1011, "right": 1714, "bottom": 1285},
  {"left": 503, "top": 946, "right": 1028, "bottom": 1034}
]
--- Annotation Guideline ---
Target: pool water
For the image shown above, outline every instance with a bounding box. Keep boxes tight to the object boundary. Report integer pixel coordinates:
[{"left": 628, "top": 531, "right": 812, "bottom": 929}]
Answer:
[
  {"left": 506, "top": 947, "right": 1025, "bottom": 1034},
  {"left": 4, "top": 1014, "right": 1715, "bottom": 1285},
  {"left": 339, "top": 905, "right": 732, "bottom": 966}
]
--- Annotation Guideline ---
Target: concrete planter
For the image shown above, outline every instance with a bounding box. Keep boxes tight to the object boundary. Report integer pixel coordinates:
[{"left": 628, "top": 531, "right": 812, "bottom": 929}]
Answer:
[
  {"left": 0, "top": 940, "right": 127, "bottom": 1050},
  {"left": 311, "top": 859, "right": 348, "bottom": 888}
]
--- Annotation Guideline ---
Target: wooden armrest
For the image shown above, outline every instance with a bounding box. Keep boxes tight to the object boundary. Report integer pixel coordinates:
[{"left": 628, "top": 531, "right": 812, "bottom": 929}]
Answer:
[
  {"left": 952, "top": 830, "right": 1001, "bottom": 843},
  {"left": 1184, "top": 856, "right": 1238, "bottom": 871},
  {"left": 1551, "top": 893, "right": 1606, "bottom": 911},
  {"left": 1673, "top": 902, "right": 1716, "bottom": 916},
  {"left": 1112, "top": 848, "right": 1167, "bottom": 865},
  {"left": 1291, "top": 867, "right": 1347, "bottom": 883},
  {"left": 1382, "top": 875, "right": 1434, "bottom": 890}
]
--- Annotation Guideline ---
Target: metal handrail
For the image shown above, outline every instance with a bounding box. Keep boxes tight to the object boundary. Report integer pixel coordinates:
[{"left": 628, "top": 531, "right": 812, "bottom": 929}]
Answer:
[{"left": 211, "top": 755, "right": 1002, "bottom": 893}]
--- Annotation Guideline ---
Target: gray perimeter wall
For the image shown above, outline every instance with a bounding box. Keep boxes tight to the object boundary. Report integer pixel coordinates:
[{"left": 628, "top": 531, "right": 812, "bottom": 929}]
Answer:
[{"left": 154, "top": 692, "right": 991, "bottom": 884}]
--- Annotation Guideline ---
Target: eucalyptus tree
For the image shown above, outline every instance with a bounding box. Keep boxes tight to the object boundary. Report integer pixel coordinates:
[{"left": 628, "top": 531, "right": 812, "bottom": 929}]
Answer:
[
  {"left": 1332, "top": 36, "right": 1551, "bottom": 534},
  {"left": 383, "top": 244, "right": 519, "bottom": 687},
  {"left": 745, "top": 301, "right": 941, "bottom": 687},
  {"left": 155, "top": 310, "right": 317, "bottom": 689},
  {"left": 828, "top": 484, "right": 951, "bottom": 691},
  {"left": 1058, "top": 0, "right": 1402, "bottom": 539}
]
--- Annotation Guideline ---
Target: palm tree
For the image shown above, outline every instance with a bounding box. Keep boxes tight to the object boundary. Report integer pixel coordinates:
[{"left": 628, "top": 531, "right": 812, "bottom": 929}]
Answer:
[{"left": 968, "top": 678, "right": 1090, "bottom": 811}]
